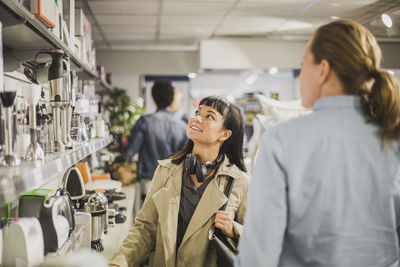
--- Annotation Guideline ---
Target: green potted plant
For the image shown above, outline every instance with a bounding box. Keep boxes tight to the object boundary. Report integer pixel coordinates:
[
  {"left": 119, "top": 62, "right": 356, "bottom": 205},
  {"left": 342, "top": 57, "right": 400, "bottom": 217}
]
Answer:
[{"left": 104, "top": 87, "right": 145, "bottom": 150}]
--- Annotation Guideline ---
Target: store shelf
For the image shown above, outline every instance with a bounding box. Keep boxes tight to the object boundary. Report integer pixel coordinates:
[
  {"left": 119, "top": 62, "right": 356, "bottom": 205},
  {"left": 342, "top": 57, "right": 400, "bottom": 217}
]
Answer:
[
  {"left": 0, "top": 136, "right": 113, "bottom": 206},
  {"left": 0, "top": 0, "right": 96, "bottom": 78}
]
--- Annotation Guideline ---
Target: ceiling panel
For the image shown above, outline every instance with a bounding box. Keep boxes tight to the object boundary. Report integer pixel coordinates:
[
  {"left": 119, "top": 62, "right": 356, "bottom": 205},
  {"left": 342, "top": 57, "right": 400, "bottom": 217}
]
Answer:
[
  {"left": 95, "top": 15, "right": 157, "bottom": 26},
  {"left": 163, "top": 2, "right": 233, "bottom": 15},
  {"left": 232, "top": 2, "right": 309, "bottom": 17},
  {"left": 162, "top": 16, "right": 221, "bottom": 26},
  {"left": 164, "top": 0, "right": 234, "bottom": 2},
  {"left": 161, "top": 25, "right": 214, "bottom": 35},
  {"left": 81, "top": 0, "right": 400, "bottom": 51},
  {"left": 102, "top": 34, "right": 156, "bottom": 42},
  {"left": 298, "top": 1, "right": 377, "bottom": 18},
  {"left": 276, "top": 17, "right": 328, "bottom": 32},
  {"left": 98, "top": 26, "right": 156, "bottom": 35},
  {"left": 216, "top": 16, "right": 286, "bottom": 35},
  {"left": 88, "top": 2, "right": 159, "bottom": 15},
  {"left": 240, "top": 0, "right": 308, "bottom": 2}
]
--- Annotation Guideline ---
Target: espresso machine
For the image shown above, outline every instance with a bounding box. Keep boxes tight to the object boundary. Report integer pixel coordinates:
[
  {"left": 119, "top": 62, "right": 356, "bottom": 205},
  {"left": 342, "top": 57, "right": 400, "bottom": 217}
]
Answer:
[{"left": 35, "top": 49, "right": 70, "bottom": 152}]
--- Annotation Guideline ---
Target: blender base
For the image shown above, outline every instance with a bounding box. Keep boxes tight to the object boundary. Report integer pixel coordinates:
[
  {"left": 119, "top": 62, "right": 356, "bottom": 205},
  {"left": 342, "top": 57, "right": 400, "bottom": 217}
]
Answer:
[
  {"left": 91, "top": 239, "right": 104, "bottom": 252},
  {"left": 0, "top": 154, "right": 21, "bottom": 166}
]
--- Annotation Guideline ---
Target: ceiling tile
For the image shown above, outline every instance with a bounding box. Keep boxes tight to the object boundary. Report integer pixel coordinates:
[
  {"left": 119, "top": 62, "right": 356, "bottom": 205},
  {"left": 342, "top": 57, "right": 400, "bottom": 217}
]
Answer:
[
  {"left": 95, "top": 15, "right": 157, "bottom": 26},
  {"left": 297, "top": 1, "right": 377, "bottom": 18},
  {"left": 98, "top": 26, "right": 156, "bottom": 35},
  {"left": 163, "top": 2, "right": 233, "bottom": 15},
  {"left": 232, "top": 2, "right": 309, "bottom": 17},
  {"left": 161, "top": 25, "right": 214, "bottom": 35},
  {"left": 164, "top": 0, "right": 234, "bottom": 2},
  {"left": 88, "top": 2, "right": 159, "bottom": 15},
  {"left": 162, "top": 16, "right": 221, "bottom": 26},
  {"left": 216, "top": 16, "right": 286, "bottom": 35},
  {"left": 95, "top": 34, "right": 156, "bottom": 42},
  {"left": 240, "top": 0, "right": 308, "bottom": 2}
]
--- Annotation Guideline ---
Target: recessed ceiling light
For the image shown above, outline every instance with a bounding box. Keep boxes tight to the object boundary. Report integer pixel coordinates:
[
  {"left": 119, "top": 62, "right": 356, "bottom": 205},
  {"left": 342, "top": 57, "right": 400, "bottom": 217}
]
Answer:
[
  {"left": 188, "top": 73, "right": 197, "bottom": 79},
  {"left": 381, "top": 13, "right": 393, "bottom": 28},
  {"left": 269, "top": 67, "right": 278, "bottom": 75},
  {"left": 246, "top": 75, "right": 257, "bottom": 85},
  {"left": 331, "top": 16, "right": 340, "bottom": 20}
]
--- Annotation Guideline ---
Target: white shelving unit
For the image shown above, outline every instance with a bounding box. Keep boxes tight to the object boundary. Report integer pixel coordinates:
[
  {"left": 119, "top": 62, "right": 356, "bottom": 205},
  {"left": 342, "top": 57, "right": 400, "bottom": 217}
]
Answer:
[{"left": 0, "top": 136, "right": 113, "bottom": 206}]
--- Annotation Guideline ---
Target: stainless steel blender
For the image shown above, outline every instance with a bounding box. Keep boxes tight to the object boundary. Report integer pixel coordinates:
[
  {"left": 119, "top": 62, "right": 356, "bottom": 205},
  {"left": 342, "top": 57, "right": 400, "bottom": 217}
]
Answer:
[
  {"left": 23, "top": 83, "right": 44, "bottom": 161},
  {"left": 36, "top": 49, "right": 69, "bottom": 152},
  {"left": 0, "top": 90, "right": 20, "bottom": 166},
  {"left": 61, "top": 56, "right": 73, "bottom": 149}
]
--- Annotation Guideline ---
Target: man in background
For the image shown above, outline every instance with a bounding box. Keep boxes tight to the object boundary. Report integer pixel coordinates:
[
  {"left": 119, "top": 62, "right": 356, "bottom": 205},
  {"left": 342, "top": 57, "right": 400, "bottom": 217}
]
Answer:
[{"left": 117, "top": 80, "right": 187, "bottom": 203}]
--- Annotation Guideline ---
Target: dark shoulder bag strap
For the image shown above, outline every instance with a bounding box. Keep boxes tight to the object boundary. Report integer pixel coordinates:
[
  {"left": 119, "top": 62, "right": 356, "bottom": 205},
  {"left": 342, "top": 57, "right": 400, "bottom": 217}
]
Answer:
[{"left": 220, "top": 176, "right": 234, "bottom": 211}]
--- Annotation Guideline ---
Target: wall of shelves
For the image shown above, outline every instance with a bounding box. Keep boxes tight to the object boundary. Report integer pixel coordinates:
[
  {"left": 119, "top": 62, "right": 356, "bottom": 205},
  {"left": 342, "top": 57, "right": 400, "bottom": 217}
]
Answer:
[
  {"left": 0, "top": 136, "right": 113, "bottom": 206},
  {"left": 0, "top": 1, "right": 115, "bottom": 206},
  {"left": 0, "top": 0, "right": 112, "bottom": 91}
]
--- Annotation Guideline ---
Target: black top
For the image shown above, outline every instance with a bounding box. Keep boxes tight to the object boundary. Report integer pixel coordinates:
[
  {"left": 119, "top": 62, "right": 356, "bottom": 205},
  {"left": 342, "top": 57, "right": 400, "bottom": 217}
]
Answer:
[{"left": 176, "top": 169, "right": 215, "bottom": 250}]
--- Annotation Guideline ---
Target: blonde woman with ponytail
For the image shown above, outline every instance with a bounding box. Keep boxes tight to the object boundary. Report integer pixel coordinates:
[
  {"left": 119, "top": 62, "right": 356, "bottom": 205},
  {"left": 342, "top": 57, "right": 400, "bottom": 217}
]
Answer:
[{"left": 237, "top": 20, "right": 400, "bottom": 267}]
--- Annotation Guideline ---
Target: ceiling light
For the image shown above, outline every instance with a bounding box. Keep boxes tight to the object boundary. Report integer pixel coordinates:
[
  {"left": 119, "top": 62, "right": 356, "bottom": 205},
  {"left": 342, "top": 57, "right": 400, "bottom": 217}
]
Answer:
[
  {"left": 246, "top": 75, "right": 258, "bottom": 85},
  {"left": 188, "top": 73, "right": 197, "bottom": 79},
  {"left": 269, "top": 67, "right": 278, "bottom": 75},
  {"left": 381, "top": 13, "right": 393, "bottom": 28},
  {"left": 331, "top": 16, "right": 340, "bottom": 20},
  {"left": 330, "top": 3, "right": 340, "bottom": 6}
]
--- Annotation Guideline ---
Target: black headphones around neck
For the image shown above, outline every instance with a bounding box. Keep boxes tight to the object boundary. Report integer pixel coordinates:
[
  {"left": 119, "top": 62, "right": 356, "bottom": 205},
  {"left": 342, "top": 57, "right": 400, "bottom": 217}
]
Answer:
[{"left": 184, "top": 153, "right": 224, "bottom": 183}]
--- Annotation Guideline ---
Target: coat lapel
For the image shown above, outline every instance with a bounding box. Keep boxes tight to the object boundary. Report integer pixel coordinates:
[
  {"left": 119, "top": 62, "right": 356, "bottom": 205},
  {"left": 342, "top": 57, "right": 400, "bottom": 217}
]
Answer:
[
  {"left": 178, "top": 177, "right": 227, "bottom": 252},
  {"left": 152, "top": 164, "right": 183, "bottom": 266}
]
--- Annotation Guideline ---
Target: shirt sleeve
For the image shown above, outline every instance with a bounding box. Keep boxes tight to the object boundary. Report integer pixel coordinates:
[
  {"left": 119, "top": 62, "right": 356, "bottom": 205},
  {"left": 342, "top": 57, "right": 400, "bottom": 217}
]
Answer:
[
  {"left": 121, "top": 117, "right": 145, "bottom": 159},
  {"left": 235, "top": 129, "right": 288, "bottom": 267}
]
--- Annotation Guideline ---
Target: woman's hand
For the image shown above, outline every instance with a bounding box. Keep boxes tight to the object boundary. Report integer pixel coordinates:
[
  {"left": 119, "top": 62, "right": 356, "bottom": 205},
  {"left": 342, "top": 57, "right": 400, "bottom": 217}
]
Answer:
[{"left": 214, "top": 210, "right": 235, "bottom": 238}]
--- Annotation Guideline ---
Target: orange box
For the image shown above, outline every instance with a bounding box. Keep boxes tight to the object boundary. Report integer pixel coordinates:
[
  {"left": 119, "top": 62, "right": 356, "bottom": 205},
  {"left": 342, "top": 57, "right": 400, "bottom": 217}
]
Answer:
[{"left": 31, "top": 0, "right": 57, "bottom": 28}]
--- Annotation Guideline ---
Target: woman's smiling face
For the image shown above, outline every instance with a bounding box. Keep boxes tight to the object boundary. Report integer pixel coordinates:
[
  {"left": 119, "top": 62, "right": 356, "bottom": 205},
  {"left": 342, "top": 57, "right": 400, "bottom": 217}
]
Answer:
[{"left": 187, "top": 105, "right": 228, "bottom": 145}]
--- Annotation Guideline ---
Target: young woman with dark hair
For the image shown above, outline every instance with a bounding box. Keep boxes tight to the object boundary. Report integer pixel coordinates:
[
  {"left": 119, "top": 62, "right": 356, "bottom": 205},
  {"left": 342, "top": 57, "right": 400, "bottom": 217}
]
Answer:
[{"left": 110, "top": 96, "right": 249, "bottom": 267}]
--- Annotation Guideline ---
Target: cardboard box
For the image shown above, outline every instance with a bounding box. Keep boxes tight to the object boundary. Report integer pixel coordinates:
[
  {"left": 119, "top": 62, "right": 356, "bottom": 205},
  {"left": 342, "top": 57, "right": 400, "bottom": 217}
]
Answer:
[
  {"left": 63, "top": 0, "right": 75, "bottom": 49},
  {"left": 73, "top": 36, "right": 82, "bottom": 60},
  {"left": 31, "top": 0, "right": 57, "bottom": 28},
  {"left": 75, "top": 8, "right": 86, "bottom": 36}
]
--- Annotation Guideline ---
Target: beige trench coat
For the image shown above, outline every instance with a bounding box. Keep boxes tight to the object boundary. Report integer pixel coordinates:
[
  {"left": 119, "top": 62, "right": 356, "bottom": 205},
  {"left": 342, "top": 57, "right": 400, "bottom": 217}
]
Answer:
[{"left": 109, "top": 156, "right": 249, "bottom": 267}]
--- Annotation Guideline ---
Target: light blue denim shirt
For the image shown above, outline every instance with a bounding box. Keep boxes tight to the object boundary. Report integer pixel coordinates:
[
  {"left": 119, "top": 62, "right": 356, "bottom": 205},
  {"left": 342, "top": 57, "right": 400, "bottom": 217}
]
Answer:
[{"left": 236, "top": 95, "right": 400, "bottom": 267}]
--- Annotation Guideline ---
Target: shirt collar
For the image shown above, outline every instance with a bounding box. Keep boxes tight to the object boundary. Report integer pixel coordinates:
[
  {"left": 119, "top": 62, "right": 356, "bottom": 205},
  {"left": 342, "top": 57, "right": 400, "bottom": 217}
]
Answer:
[
  {"left": 156, "top": 108, "right": 173, "bottom": 114},
  {"left": 313, "top": 95, "right": 362, "bottom": 111}
]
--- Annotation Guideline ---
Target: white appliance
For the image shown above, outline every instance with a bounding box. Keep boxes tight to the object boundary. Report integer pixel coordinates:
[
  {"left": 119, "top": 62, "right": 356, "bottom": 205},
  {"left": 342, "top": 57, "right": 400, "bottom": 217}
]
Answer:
[{"left": 2, "top": 217, "right": 44, "bottom": 266}]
